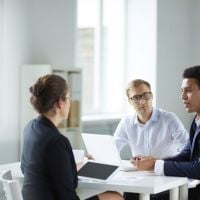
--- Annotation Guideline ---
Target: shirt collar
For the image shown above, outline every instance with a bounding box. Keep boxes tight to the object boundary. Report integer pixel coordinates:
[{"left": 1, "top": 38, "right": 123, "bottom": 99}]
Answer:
[
  {"left": 134, "top": 107, "right": 159, "bottom": 124},
  {"left": 195, "top": 116, "right": 200, "bottom": 127}
]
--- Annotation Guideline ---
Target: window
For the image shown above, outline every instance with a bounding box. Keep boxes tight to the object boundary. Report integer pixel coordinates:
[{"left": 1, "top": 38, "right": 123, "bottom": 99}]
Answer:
[{"left": 77, "top": 0, "right": 126, "bottom": 116}]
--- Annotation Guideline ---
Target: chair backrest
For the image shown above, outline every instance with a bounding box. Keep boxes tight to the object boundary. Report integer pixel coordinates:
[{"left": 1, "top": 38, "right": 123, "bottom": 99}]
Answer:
[{"left": 0, "top": 170, "right": 23, "bottom": 200}]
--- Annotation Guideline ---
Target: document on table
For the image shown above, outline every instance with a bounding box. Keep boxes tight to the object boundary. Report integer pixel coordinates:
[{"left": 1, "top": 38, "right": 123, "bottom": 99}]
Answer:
[
  {"left": 110, "top": 171, "right": 143, "bottom": 185},
  {"left": 111, "top": 176, "right": 143, "bottom": 185}
]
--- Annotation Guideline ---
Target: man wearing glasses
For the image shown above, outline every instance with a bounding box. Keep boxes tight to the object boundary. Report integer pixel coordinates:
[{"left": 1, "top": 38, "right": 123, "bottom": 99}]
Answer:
[
  {"left": 114, "top": 79, "right": 188, "bottom": 159},
  {"left": 114, "top": 79, "right": 188, "bottom": 200}
]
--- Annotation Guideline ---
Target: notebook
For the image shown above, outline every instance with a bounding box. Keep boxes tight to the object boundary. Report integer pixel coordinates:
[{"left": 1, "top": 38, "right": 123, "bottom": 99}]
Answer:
[
  {"left": 78, "top": 160, "right": 119, "bottom": 182},
  {"left": 81, "top": 133, "right": 136, "bottom": 171}
]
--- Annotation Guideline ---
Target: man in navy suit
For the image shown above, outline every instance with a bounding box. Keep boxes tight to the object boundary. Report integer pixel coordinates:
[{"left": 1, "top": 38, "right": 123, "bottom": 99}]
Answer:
[{"left": 133, "top": 65, "right": 200, "bottom": 199}]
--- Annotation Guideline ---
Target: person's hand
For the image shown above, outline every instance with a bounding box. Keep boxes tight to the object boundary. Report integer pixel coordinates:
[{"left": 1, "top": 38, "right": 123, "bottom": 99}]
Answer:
[
  {"left": 86, "top": 153, "right": 94, "bottom": 160},
  {"left": 131, "top": 155, "right": 156, "bottom": 171},
  {"left": 131, "top": 155, "right": 146, "bottom": 161},
  {"left": 76, "top": 153, "right": 95, "bottom": 171},
  {"left": 130, "top": 155, "right": 144, "bottom": 167},
  {"left": 76, "top": 161, "right": 84, "bottom": 171}
]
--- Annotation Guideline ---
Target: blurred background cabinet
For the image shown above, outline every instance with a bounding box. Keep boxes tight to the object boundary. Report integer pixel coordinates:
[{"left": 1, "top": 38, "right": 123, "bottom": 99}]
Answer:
[
  {"left": 53, "top": 68, "right": 83, "bottom": 149},
  {"left": 20, "top": 65, "right": 82, "bottom": 155}
]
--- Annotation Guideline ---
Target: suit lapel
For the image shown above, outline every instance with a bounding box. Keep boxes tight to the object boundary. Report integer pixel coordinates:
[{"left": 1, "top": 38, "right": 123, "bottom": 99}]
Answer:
[{"left": 190, "top": 120, "right": 200, "bottom": 159}]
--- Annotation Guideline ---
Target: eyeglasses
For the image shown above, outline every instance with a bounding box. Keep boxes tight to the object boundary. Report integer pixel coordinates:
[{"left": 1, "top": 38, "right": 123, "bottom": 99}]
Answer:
[
  {"left": 65, "top": 96, "right": 73, "bottom": 102},
  {"left": 129, "top": 92, "right": 152, "bottom": 103}
]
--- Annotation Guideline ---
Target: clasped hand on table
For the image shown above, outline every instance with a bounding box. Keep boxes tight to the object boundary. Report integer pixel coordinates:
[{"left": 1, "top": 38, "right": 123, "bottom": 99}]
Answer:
[{"left": 130, "top": 155, "right": 156, "bottom": 171}]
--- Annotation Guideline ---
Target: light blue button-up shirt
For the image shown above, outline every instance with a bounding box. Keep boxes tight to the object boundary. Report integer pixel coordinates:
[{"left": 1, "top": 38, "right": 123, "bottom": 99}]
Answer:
[{"left": 114, "top": 107, "right": 189, "bottom": 159}]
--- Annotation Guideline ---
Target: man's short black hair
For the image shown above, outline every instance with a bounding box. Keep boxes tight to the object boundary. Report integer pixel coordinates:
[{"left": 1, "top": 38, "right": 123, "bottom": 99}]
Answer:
[{"left": 183, "top": 66, "right": 200, "bottom": 88}]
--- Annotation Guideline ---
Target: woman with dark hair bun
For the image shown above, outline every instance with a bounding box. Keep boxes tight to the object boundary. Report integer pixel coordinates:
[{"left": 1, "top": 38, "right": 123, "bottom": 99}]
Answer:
[{"left": 21, "top": 74, "right": 123, "bottom": 200}]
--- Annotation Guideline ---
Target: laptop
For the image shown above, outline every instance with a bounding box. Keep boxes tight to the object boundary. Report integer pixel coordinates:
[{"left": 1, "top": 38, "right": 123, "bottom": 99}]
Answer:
[
  {"left": 81, "top": 133, "right": 136, "bottom": 171},
  {"left": 78, "top": 160, "right": 119, "bottom": 182}
]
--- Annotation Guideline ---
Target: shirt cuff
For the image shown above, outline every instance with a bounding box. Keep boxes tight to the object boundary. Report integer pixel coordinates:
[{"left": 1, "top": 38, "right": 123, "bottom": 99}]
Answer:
[{"left": 154, "top": 160, "right": 164, "bottom": 175}]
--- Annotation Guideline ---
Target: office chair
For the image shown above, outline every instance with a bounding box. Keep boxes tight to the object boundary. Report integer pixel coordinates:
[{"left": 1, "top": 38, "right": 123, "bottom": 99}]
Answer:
[{"left": 0, "top": 170, "right": 23, "bottom": 200}]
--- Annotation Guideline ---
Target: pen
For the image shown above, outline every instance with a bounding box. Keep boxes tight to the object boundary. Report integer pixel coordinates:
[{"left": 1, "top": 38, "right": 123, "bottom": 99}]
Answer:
[{"left": 132, "top": 156, "right": 141, "bottom": 161}]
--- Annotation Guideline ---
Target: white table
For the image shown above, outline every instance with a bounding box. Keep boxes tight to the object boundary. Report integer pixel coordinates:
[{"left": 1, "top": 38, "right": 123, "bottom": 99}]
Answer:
[
  {"left": 78, "top": 170, "right": 188, "bottom": 200},
  {"left": 0, "top": 162, "right": 192, "bottom": 200}
]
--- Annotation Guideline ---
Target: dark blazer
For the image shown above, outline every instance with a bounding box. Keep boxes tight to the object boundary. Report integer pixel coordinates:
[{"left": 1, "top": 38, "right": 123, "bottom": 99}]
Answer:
[
  {"left": 164, "top": 117, "right": 200, "bottom": 179},
  {"left": 21, "top": 116, "right": 80, "bottom": 200}
]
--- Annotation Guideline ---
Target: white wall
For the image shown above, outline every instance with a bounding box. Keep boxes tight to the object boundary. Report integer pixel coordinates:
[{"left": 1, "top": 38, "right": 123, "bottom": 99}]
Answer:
[
  {"left": 26, "top": 0, "right": 76, "bottom": 67},
  {"left": 191, "top": 0, "right": 200, "bottom": 64},
  {"left": 127, "top": 0, "right": 200, "bottom": 131},
  {"left": 0, "top": 0, "right": 30, "bottom": 164},
  {"left": 126, "top": 0, "right": 157, "bottom": 97},
  {"left": 0, "top": 0, "right": 76, "bottom": 164},
  {"left": 0, "top": 0, "right": 3, "bottom": 128},
  {"left": 156, "top": 0, "right": 195, "bottom": 130}
]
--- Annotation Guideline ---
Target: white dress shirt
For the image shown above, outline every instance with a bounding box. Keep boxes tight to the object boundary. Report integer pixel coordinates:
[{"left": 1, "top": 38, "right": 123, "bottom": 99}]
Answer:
[
  {"left": 154, "top": 116, "right": 200, "bottom": 175},
  {"left": 114, "top": 107, "right": 189, "bottom": 159}
]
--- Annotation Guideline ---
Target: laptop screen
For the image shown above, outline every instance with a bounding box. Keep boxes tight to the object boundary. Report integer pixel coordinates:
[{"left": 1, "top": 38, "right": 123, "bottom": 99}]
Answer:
[{"left": 81, "top": 133, "right": 121, "bottom": 165}]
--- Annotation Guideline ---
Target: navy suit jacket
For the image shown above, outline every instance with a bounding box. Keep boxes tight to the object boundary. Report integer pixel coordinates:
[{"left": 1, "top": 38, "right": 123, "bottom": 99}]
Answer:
[
  {"left": 21, "top": 116, "right": 80, "bottom": 200},
  {"left": 164, "top": 117, "right": 200, "bottom": 179}
]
